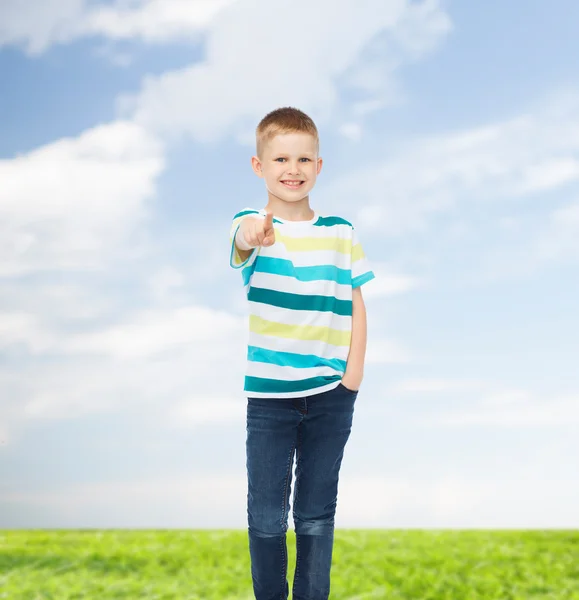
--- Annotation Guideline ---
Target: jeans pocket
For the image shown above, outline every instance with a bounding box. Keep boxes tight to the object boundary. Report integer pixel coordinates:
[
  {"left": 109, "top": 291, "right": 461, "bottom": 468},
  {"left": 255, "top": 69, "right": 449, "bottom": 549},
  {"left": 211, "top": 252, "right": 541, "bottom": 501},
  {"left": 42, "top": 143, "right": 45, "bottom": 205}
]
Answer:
[{"left": 338, "top": 382, "right": 359, "bottom": 394}]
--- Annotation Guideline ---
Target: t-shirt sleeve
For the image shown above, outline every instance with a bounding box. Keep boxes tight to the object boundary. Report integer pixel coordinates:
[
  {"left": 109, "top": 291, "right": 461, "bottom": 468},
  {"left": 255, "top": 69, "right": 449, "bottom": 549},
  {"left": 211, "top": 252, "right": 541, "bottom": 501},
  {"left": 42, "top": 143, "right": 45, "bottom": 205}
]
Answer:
[
  {"left": 229, "top": 208, "right": 262, "bottom": 269},
  {"left": 351, "top": 226, "right": 375, "bottom": 288}
]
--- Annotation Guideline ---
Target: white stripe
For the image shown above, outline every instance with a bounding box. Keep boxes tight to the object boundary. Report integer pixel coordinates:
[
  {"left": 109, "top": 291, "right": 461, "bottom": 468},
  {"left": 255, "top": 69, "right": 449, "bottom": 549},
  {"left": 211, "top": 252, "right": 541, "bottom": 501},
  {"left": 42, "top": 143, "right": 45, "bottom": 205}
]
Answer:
[
  {"left": 251, "top": 272, "right": 352, "bottom": 301},
  {"left": 248, "top": 301, "right": 352, "bottom": 330},
  {"left": 274, "top": 224, "right": 352, "bottom": 240},
  {"left": 247, "top": 333, "right": 350, "bottom": 362},
  {"left": 352, "top": 256, "right": 372, "bottom": 279},
  {"left": 246, "top": 362, "right": 340, "bottom": 381}
]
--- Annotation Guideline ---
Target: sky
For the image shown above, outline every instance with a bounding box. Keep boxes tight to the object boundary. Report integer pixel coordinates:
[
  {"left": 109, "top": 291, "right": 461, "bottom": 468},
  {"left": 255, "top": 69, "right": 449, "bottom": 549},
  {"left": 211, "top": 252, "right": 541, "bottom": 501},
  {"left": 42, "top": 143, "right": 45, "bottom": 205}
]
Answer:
[{"left": 1, "top": 0, "right": 579, "bottom": 529}]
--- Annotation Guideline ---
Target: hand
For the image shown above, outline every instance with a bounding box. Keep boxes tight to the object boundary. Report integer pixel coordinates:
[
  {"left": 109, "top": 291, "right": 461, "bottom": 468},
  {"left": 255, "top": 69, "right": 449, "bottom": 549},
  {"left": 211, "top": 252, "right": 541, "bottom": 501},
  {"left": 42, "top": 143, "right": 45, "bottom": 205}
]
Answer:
[
  {"left": 240, "top": 212, "right": 276, "bottom": 248},
  {"left": 341, "top": 373, "right": 362, "bottom": 392}
]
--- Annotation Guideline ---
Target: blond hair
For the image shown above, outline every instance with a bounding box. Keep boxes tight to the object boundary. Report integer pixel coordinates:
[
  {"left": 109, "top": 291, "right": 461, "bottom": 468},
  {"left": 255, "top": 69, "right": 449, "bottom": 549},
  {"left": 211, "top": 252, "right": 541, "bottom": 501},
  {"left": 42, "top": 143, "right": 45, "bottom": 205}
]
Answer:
[{"left": 256, "top": 107, "right": 319, "bottom": 157}]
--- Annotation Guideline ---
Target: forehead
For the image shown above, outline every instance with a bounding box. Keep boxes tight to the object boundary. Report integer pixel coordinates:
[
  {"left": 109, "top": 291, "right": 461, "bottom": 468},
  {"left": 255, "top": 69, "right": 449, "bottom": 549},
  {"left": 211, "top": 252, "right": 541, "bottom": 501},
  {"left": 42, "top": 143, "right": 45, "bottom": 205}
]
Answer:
[{"left": 265, "top": 132, "right": 318, "bottom": 155}]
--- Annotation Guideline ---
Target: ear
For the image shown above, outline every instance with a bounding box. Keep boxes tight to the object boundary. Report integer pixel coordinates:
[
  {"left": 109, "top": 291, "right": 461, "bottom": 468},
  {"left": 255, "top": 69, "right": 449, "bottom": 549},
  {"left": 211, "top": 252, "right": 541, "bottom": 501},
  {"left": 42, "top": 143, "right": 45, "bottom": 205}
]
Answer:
[
  {"left": 251, "top": 155, "right": 264, "bottom": 178},
  {"left": 317, "top": 157, "right": 323, "bottom": 175}
]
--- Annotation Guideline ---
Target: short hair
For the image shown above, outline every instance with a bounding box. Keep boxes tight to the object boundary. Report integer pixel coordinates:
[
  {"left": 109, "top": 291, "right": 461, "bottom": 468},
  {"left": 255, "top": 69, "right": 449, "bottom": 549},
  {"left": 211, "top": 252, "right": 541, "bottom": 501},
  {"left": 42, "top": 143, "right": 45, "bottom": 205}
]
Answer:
[{"left": 256, "top": 107, "right": 319, "bottom": 157}]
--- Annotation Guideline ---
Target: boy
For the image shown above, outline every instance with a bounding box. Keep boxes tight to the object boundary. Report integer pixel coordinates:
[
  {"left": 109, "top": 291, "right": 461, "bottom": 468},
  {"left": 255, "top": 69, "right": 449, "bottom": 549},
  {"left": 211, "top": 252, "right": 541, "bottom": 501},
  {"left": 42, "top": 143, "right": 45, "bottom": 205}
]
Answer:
[{"left": 229, "top": 107, "right": 375, "bottom": 600}]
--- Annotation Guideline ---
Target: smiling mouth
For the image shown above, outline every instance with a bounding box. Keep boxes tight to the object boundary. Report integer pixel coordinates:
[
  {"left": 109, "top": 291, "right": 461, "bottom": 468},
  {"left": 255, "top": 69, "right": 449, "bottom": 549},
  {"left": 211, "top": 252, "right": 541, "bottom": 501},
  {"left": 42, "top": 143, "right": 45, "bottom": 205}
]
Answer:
[{"left": 280, "top": 180, "right": 305, "bottom": 188}]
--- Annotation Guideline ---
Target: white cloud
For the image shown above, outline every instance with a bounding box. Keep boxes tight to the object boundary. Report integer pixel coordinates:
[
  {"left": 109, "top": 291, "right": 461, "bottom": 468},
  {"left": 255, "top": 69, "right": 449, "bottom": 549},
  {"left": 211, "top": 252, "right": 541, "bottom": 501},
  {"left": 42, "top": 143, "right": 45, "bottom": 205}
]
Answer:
[
  {"left": 123, "top": 0, "right": 451, "bottom": 141},
  {"left": 0, "top": 0, "right": 84, "bottom": 55},
  {"left": 15, "top": 338, "right": 243, "bottom": 422},
  {"left": 319, "top": 91, "right": 579, "bottom": 235},
  {"left": 81, "top": 0, "right": 237, "bottom": 43},
  {"left": 338, "top": 123, "right": 363, "bottom": 142},
  {"left": 0, "top": 301, "right": 248, "bottom": 446},
  {"left": 365, "top": 337, "right": 410, "bottom": 364},
  {"left": 0, "top": 0, "right": 236, "bottom": 55},
  {"left": 362, "top": 264, "right": 423, "bottom": 299},
  {"left": 0, "top": 424, "right": 8, "bottom": 446},
  {"left": 0, "top": 281, "right": 113, "bottom": 322},
  {"left": 147, "top": 266, "right": 187, "bottom": 303},
  {"left": 479, "top": 389, "right": 531, "bottom": 407},
  {"left": 427, "top": 393, "right": 579, "bottom": 428},
  {"left": 515, "top": 157, "right": 579, "bottom": 195},
  {"left": 536, "top": 201, "right": 579, "bottom": 262},
  {"left": 64, "top": 306, "right": 244, "bottom": 359},
  {"left": 0, "top": 120, "right": 164, "bottom": 276},
  {"left": 168, "top": 397, "right": 246, "bottom": 427},
  {"left": 384, "top": 379, "right": 579, "bottom": 428},
  {"left": 389, "top": 378, "right": 485, "bottom": 394},
  {"left": 0, "top": 312, "right": 51, "bottom": 354}
]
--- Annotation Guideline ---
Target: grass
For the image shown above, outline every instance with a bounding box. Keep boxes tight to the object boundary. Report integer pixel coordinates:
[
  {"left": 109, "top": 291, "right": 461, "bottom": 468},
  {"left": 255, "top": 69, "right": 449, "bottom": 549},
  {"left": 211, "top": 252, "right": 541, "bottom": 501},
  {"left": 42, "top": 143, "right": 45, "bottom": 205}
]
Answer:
[{"left": 1, "top": 529, "right": 578, "bottom": 599}]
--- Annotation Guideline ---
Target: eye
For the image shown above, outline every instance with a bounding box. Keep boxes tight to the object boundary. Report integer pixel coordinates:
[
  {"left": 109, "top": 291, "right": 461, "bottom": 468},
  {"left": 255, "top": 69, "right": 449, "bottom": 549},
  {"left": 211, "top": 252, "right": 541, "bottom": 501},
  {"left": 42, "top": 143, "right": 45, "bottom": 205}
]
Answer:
[{"left": 274, "top": 157, "right": 311, "bottom": 162}]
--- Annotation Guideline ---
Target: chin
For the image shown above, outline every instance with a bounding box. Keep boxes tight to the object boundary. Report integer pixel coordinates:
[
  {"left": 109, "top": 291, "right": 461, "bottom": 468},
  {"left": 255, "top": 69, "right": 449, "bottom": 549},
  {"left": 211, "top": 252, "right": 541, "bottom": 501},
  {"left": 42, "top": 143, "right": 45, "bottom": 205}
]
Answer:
[{"left": 279, "top": 187, "right": 311, "bottom": 200}]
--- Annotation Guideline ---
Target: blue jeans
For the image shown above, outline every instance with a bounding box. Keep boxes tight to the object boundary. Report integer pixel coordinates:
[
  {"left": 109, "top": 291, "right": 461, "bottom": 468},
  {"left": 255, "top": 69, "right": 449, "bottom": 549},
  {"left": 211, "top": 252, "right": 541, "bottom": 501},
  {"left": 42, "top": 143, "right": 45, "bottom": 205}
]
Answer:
[{"left": 246, "top": 382, "right": 358, "bottom": 600}]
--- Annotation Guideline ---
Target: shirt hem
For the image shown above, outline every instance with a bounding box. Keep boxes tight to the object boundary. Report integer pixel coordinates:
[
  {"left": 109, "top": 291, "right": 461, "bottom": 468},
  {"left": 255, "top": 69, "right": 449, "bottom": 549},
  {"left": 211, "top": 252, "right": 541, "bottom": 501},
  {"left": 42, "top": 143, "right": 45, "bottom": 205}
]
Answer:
[{"left": 245, "top": 380, "right": 342, "bottom": 399}]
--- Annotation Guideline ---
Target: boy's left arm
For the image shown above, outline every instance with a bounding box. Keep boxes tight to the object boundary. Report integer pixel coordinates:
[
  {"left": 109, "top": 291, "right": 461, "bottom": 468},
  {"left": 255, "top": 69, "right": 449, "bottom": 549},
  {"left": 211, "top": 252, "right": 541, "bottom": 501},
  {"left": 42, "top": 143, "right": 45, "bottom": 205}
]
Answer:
[{"left": 342, "top": 286, "right": 367, "bottom": 391}]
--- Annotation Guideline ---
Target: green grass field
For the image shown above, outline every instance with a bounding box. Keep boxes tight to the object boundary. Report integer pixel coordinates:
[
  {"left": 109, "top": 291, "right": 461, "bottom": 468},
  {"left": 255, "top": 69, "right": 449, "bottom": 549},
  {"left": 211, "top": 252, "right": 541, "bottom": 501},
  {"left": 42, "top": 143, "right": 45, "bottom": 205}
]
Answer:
[{"left": 1, "top": 529, "right": 578, "bottom": 599}]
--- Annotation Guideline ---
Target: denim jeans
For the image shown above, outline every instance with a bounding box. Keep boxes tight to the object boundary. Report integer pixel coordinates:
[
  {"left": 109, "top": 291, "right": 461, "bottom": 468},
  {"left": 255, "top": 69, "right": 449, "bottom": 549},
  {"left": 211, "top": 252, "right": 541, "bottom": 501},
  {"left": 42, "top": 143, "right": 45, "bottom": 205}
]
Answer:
[{"left": 246, "top": 382, "right": 358, "bottom": 600}]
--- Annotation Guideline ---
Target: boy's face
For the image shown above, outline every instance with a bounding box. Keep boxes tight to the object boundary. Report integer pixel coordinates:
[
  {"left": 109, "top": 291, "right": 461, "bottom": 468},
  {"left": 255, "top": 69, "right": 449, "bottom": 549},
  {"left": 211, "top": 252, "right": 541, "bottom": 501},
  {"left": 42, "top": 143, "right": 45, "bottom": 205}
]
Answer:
[{"left": 251, "top": 132, "right": 322, "bottom": 204}]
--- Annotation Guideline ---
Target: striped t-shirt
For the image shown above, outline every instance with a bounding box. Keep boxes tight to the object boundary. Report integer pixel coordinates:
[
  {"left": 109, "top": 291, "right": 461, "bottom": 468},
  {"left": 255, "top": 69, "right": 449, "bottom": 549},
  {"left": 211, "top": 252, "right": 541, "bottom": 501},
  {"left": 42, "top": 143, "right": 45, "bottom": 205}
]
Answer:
[{"left": 229, "top": 207, "right": 375, "bottom": 399}]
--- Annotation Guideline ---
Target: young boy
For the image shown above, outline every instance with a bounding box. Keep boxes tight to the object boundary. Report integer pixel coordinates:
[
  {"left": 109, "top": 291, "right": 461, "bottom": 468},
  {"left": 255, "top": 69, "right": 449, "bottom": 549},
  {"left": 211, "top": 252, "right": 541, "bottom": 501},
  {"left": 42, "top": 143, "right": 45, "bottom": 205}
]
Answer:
[{"left": 229, "top": 107, "right": 375, "bottom": 600}]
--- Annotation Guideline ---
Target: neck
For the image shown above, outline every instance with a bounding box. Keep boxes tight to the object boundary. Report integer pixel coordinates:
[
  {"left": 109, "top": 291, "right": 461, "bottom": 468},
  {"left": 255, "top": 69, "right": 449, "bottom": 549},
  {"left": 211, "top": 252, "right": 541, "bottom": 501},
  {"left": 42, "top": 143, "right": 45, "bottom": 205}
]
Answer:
[{"left": 265, "top": 196, "right": 314, "bottom": 221}]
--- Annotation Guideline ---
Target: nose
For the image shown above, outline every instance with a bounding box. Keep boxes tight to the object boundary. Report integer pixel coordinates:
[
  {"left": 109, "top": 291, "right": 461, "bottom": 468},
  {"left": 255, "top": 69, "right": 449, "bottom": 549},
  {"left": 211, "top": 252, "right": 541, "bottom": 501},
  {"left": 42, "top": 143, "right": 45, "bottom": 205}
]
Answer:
[{"left": 286, "top": 161, "right": 301, "bottom": 175}]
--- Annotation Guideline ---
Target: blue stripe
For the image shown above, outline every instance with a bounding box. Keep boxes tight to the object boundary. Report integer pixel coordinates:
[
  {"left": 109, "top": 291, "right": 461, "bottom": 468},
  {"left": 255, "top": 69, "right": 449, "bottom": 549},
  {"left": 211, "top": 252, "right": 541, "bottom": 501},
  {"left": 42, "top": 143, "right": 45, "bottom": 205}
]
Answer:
[
  {"left": 243, "top": 256, "right": 351, "bottom": 286},
  {"left": 248, "top": 346, "right": 347, "bottom": 372},
  {"left": 352, "top": 271, "right": 375, "bottom": 289},
  {"left": 232, "top": 209, "right": 260, "bottom": 220},
  {"left": 313, "top": 216, "right": 353, "bottom": 227},
  {"left": 245, "top": 375, "right": 341, "bottom": 394},
  {"left": 248, "top": 287, "right": 352, "bottom": 316}
]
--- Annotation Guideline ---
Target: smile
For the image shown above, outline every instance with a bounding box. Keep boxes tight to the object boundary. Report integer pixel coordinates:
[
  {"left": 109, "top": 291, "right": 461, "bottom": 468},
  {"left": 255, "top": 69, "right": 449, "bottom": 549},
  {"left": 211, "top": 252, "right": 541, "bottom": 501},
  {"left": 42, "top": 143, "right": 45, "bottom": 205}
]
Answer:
[{"left": 280, "top": 181, "right": 305, "bottom": 188}]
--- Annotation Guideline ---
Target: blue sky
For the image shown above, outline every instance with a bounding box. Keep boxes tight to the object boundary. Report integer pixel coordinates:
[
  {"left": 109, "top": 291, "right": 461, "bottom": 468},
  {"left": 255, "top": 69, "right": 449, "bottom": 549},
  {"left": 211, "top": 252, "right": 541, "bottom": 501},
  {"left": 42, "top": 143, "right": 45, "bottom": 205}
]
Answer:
[{"left": 1, "top": 0, "right": 578, "bottom": 529}]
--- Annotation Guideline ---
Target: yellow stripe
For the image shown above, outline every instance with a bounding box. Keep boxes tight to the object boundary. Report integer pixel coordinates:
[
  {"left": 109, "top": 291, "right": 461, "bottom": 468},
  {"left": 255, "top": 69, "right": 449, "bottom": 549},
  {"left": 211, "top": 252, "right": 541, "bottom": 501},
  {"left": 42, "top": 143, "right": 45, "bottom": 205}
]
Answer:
[
  {"left": 250, "top": 315, "right": 351, "bottom": 347},
  {"left": 352, "top": 243, "right": 365, "bottom": 262},
  {"left": 276, "top": 233, "right": 352, "bottom": 254}
]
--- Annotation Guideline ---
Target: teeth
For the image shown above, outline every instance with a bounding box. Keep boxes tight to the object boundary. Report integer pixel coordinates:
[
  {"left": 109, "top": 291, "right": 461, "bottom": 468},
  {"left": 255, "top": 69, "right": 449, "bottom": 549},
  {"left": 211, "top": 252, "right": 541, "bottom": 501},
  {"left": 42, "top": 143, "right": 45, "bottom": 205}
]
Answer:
[{"left": 283, "top": 181, "right": 302, "bottom": 186}]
